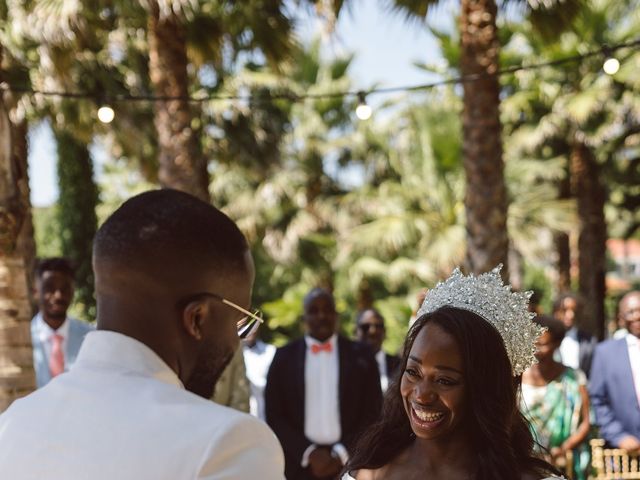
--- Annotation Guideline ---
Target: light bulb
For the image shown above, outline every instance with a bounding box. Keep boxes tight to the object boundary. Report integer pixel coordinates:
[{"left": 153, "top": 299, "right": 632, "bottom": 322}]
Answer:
[
  {"left": 97, "top": 105, "right": 115, "bottom": 123},
  {"left": 603, "top": 57, "right": 620, "bottom": 75},
  {"left": 355, "top": 92, "right": 372, "bottom": 120},
  {"left": 356, "top": 103, "right": 372, "bottom": 120}
]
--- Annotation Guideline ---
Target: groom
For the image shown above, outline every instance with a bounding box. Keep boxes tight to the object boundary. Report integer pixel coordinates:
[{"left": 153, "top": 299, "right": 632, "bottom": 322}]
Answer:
[{"left": 0, "top": 189, "right": 284, "bottom": 479}]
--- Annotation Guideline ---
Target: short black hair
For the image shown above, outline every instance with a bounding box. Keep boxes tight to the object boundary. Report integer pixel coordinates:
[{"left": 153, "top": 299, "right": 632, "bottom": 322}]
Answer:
[
  {"left": 356, "top": 308, "right": 385, "bottom": 326},
  {"left": 303, "top": 287, "right": 335, "bottom": 311},
  {"left": 533, "top": 314, "right": 566, "bottom": 342},
  {"left": 553, "top": 292, "right": 582, "bottom": 313},
  {"left": 35, "top": 257, "right": 75, "bottom": 279},
  {"left": 94, "top": 189, "right": 248, "bottom": 275}
]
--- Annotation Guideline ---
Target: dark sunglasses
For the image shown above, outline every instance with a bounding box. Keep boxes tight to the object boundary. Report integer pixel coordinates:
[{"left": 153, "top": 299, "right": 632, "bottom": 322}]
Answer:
[{"left": 358, "top": 323, "right": 384, "bottom": 334}]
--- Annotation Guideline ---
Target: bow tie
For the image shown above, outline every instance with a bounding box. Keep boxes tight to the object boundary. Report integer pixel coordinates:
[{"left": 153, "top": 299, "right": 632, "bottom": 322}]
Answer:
[{"left": 310, "top": 342, "right": 333, "bottom": 354}]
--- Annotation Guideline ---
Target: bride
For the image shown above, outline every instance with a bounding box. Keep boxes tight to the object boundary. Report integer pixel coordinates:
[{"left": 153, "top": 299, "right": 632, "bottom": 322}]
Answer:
[{"left": 342, "top": 267, "right": 564, "bottom": 480}]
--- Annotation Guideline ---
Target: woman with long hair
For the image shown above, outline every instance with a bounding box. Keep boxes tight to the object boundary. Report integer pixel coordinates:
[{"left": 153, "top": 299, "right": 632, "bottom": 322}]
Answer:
[{"left": 342, "top": 267, "right": 563, "bottom": 480}]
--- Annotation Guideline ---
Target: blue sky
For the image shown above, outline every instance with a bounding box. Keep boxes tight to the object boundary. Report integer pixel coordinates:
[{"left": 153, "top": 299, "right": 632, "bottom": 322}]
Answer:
[{"left": 29, "top": 2, "right": 448, "bottom": 207}]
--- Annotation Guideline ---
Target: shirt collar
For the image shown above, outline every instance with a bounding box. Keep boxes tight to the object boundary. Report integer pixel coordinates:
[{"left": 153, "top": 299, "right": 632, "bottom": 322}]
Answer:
[
  {"left": 375, "top": 349, "right": 386, "bottom": 363},
  {"left": 245, "top": 339, "right": 266, "bottom": 354},
  {"left": 627, "top": 333, "right": 640, "bottom": 348},
  {"left": 566, "top": 326, "right": 578, "bottom": 339},
  {"left": 34, "top": 311, "right": 70, "bottom": 341},
  {"left": 304, "top": 333, "right": 337, "bottom": 349},
  {"left": 73, "top": 330, "right": 184, "bottom": 389}
]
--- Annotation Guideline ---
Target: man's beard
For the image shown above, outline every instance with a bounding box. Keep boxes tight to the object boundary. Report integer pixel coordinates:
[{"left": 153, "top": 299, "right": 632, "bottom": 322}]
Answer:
[{"left": 184, "top": 341, "right": 235, "bottom": 399}]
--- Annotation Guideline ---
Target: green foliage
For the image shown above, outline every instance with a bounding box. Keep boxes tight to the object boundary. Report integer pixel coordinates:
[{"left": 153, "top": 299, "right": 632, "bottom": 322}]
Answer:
[
  {"left": 55, "top": 130, "right": 98, "bottom": 321},
  {"left": 33, "top": 206, "right": 62, "bottom": 258}
]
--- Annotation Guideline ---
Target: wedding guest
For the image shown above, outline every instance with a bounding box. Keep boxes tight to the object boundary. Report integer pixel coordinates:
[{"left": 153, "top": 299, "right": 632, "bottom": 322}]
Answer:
[
  {"left": 31, "top": 257, "right": 93, "bottom": 388},
  {"left": 520, "top": 315, "right": 591, "bottom": 479},
  {"left": 243, "top": 328, "right": 276, "bottom": 420},
  {"left": 553, "top": 293, "right": 597, "bottom": 377},
  {"left": 355, "top": 308, "right": 400, "bottom": 391},
  {"left": 342, "top": 267, "right": 562, "bottom": 480},
  {"left": 590, "top": 290, "right": 640, "bottom": 452},
  {"left": 266, "top": 288, "right": 382, "bottom": 479},
  {"left": 0, "top": 189, "right": 284, "bottom": 479}
]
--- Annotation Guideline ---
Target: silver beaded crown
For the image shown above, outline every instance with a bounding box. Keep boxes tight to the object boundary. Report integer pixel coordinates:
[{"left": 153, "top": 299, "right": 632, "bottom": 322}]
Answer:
[{"left": 416, "top": 265, "right": 543, "bottom": 376}]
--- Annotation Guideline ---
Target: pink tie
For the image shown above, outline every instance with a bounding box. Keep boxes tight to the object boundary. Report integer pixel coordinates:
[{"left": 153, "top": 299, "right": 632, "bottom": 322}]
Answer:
[{"left": 49, "top": 333, "right": 65, "bottom": 377}]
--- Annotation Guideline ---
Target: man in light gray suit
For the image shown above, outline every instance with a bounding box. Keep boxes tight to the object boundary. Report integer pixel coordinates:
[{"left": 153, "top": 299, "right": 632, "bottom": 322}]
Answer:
[{"left": 31, "top": 257, "right": 93, "bottom": 387}]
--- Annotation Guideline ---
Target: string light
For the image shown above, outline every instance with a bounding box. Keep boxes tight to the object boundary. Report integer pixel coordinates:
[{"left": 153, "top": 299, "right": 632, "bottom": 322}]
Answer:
[
  {"left": 603, "top": 56, "right": 620, "bottom": 75},
  {"left": 602, "top": 45, "right": 621, "bottom": 75},
  {"left": 97, "top": 105, "right": 115, "bottom": 123},
  {"left": 355, "top": 92, "right": 372, "bottom": 120},
  {"left": 1, "top": 38, "right": 638, "bottom": 112}
]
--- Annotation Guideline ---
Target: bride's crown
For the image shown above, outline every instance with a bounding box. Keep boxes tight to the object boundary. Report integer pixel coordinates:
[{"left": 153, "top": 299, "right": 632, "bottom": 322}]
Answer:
[{"left": 416, "top": 265, "right": 543, "bottom": 376}]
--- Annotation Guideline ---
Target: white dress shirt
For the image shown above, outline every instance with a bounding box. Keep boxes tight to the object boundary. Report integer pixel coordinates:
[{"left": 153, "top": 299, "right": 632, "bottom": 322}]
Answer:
[
  {"left": 558, "top": 327, "right": 580, "bottom": 369},
  {"left": 626, "top": 334, "right": 640, "bottom": 408},
  {"left": 375, "top": 350, "right": 389, "bottom": 392},
  {"left": 243, "top": 339, "right": 276, "bottom": 420},
  {"left": 304, "top": 334, "right": 341, "bottom": 444},
  {"left": 32, "top": 313, "right": 70, "bottom": 368},
  {"left": 0, "top": 330, "right": 285, "bottom": 479}
]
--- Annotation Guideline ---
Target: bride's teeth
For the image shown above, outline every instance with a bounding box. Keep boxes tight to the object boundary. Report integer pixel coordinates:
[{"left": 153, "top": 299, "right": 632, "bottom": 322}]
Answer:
[{"left": 413, "top": 409, "right": 444, "bottom": 422}]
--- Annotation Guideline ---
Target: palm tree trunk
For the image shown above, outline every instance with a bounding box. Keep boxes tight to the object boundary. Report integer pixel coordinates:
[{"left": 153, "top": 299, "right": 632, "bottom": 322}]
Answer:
[
  {"left": 571, "top": 142, "right": 606, "bottom": 339},
  {"left": 554, "top": 172, "right": 571, "bottom": 292},
  {"left": 14, "top": 118, "right": 37, "bottom": 317},
  {"left": 147, "top": 2, "right": 209, "bottom": 202},
  {"left": 459, "top": 0, "right": 509, "bottom": 279},
  {"left": 54, "top": 130, "right": 98, "bottom": 321},
  {"left": 0, "top": 89, "right": 36, "bottom": 412}
]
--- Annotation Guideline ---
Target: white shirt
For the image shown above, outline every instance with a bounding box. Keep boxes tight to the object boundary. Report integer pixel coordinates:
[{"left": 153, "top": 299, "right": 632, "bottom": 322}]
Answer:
[
  {"left": 243, "top": 340, "right": 276, "bottom": 420},
  {"left": 375, "top": 350, "right": 389, "bottom": 392},
  {"left": 558, "top": 327, "right": 580, "bottom": 369},
  {"left": 304, "top": 334, "right": 341, "bottom": 445},
  {"left": 0, "top": 330, "right": 285, "bottom": 479},
  {"left": 32, "top": 312, "right": 70, "bottom": 367},
  {"left": 626, "top": 334, "right": 640, "bottom": 408}
]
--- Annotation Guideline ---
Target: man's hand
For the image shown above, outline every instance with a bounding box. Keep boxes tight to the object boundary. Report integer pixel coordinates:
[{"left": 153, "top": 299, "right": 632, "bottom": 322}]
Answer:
[
  {"left": 308, "top": 447, "right": 343, "bottom": 478},
  {"left": 618, "top": 435, "right": 640, "bottom": 453}
]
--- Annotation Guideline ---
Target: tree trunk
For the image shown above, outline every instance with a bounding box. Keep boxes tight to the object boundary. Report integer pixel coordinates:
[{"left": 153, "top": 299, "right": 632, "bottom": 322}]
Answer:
[
  {"left": 554, "top": 170, "right": 572, "bottom": 292},
  {"left": 571, "top": 142, "right": 606, "bottom": 339},
  {"left": 147, "top": 2, "right": 209, "bottom": 202},
  {"left": 0, "top": 88, "right": 36, "bottom": 411},
  {"left": 13, "top": 119, "right": 37, "bottom": 317},
  {"left": 54, "top": 130, "right": 98, "bottom": 321},
  {"left": 459, "top": 0, "right": 509, "bottom": 280}
]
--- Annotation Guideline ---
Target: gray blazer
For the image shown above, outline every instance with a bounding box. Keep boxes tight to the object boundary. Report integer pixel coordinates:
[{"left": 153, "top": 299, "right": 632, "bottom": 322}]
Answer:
[{"left": 31, "top": 314, "right": 94, "bottom": 387}]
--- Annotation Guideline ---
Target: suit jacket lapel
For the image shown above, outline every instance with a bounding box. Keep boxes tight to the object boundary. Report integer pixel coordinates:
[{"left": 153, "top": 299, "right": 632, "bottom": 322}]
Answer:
[
  {"left": 296, "top": 338, "right": 306, "bottom": 425},
  {"left": 618, "top": 340, "right": 640, "bottom": 411}
]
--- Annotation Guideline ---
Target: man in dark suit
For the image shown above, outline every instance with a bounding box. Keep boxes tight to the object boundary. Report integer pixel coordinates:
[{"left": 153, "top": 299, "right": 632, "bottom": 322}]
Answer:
[
  {"left": 355, "top": 308, "right": 401, "bottom": 391},
  {"left": 265, "top": 288, "right": 382, "bottom": 480},
  {"left": 554, "top": 293, "right": 597, "bottom": 377},
  {"left": 590, "top": 290, "right": 640, "bottom": 451}
]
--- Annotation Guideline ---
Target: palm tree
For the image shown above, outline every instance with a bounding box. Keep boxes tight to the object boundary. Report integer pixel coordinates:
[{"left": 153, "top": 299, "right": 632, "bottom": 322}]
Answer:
[
  {"left": 6, "top": 0, "right": 112, "bottom": 320},
  {"left": 315, "top": 0, "right": 581, "bottom": 280},
  {"left": 502, "top": 0, "right": 640, "bottom": 336},
  {"left": 0, "top": 44, "right": 37, "bottom": 410},
  {"left": 109, "top": 0, "right": 296, "bottom": 201}
]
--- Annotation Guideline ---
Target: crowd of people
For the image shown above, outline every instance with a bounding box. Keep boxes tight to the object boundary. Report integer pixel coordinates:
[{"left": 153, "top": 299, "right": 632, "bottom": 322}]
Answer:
[{"left": 0, "top": 188, "right": 638, "bottom": 479}]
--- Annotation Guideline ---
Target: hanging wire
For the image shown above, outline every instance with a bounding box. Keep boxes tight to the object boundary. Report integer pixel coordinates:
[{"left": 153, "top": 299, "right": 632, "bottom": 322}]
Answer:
[{"left": 1, "top": 38, "right": 639, "bottom": 105}]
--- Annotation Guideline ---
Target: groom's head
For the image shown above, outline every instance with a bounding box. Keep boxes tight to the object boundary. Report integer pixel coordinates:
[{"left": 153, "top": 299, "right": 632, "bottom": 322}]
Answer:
[{"left": 93, "top": 189, "right": 254, "bottom": 398}]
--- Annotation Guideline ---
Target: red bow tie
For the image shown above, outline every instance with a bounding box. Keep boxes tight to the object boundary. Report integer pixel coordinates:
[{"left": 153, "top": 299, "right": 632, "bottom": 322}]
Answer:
[{"left": 310, "top": 342, "right": 333, "bottom": 354}]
